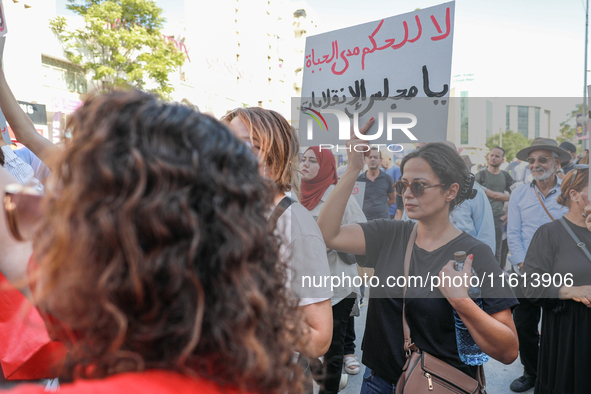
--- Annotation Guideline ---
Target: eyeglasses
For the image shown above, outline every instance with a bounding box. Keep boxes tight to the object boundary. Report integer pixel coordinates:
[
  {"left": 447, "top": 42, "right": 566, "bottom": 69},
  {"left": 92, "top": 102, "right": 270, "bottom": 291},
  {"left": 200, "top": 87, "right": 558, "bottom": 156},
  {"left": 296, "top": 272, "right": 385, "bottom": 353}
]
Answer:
[
  {"left": 568, "top": 165, "right": 589, "bottom": 190},
  {"left": 394, "top": 180, "right": 445, "bottom": 197},
  {"left": 526, "top": 156, "right": 553, "bottom": 165}
]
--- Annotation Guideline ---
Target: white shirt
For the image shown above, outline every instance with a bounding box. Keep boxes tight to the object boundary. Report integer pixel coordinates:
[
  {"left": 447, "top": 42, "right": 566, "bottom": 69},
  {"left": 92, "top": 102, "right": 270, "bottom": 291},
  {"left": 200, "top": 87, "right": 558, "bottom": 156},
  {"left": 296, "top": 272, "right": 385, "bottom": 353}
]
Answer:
[
  {"left": 307, "top": 185, "right": 366, "bottom": 305},
  {"left": 2, "top": 145, "right": 43, "bottom": 193},
  {"left": 276, "top": 195, "right": 333, "bottom": 307}
]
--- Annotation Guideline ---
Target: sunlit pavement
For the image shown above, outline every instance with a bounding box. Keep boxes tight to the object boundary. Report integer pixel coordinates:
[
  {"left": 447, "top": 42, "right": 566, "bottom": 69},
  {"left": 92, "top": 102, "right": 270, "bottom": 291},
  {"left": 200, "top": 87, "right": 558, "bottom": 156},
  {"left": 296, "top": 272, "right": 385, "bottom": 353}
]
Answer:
[{"left": 339, "top": 299, "right": 534, "bottom": 394}]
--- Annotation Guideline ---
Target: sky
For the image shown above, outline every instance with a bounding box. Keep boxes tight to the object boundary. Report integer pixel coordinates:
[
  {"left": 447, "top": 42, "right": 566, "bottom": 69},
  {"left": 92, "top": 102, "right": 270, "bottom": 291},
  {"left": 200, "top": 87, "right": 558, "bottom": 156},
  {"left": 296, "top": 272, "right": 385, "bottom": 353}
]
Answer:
[
  {"left": 55, "top": 0, "right": 590, "bottom": 99},
  {"left": 304, "top": 0, "right": 588, "bottom": 98},
  {"left": 55, "top": 0, "right": 185, "bottom": 25}
]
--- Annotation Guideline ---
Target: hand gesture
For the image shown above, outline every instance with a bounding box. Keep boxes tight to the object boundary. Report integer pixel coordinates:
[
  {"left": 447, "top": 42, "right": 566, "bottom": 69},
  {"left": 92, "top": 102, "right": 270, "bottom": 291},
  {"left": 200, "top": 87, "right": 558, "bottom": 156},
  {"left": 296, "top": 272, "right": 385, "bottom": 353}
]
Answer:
[
  {"left": 438, "top": 254, "right": 474, "bottom": 299},
  {"left": 585, "top": 205, "right": 591, "bottom": 232},
  {"left": 571, "top": 285, "right": 591, "bottom": 308},
  {"left": 345, "top": 117, "right": 374, "bottom": 172}
]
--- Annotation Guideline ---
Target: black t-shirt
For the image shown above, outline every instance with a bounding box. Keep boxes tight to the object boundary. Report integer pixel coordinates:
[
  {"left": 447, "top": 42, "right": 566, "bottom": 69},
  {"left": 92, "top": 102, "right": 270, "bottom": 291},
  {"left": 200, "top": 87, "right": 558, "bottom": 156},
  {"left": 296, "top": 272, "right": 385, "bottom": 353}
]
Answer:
[
  {"left": 359, "top": 219, "right": 518, "bottom": 384},
  {"left": 522, "top": 217, "right": 591, "bottom": 305},
  {"left": 356, "top": 171, "right": 395, "bottom": 220}
]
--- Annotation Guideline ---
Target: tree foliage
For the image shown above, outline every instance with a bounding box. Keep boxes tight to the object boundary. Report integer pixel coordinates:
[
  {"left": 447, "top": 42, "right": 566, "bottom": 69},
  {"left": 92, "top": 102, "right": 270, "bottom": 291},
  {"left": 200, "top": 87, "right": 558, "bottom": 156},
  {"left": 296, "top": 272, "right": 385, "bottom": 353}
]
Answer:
[
  {"left": 50, "top": 0, "right": 186, "bottom": 98},
  {"left": 557, "top": 103, "right": 584, "bottom": 151},
  {"left": 485, "top": 130, "right": 531, "bottom": 161}
]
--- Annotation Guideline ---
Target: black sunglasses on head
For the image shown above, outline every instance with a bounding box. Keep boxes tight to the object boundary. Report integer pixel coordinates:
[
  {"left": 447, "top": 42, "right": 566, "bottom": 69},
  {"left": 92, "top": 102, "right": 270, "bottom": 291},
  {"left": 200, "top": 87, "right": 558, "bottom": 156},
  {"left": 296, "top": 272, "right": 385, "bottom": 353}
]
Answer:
[{"left": 568, "top": 165, "right": 589, "bottom": 190}]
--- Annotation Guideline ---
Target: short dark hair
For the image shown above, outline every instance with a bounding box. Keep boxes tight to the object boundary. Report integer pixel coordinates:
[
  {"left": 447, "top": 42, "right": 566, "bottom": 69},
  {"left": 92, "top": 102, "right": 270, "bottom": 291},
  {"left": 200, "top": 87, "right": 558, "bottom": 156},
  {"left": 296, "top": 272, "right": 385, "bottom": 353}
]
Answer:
[
  {"left": 491, "top": 146, "right": 505, "bottom": 156},
  {"left": 401, "top": 143, "right": 471, "bottom": 212},
  {"left": 369, "top": 146, "right": 382, "bottom": 158}
]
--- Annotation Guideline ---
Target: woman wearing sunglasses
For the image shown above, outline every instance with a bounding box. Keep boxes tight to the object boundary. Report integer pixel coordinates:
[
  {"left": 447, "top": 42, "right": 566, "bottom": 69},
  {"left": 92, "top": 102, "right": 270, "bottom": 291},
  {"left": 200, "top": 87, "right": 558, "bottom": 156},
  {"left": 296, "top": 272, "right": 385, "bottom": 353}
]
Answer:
[
  {"left": 317, "top": 132, "right": 519, "bottom": 393},
  {"left": 300, "top": 146, "right": 366, "bottom": 394},
  {"left": 521, "top": 165, "right": 591, "bottom": 394}
]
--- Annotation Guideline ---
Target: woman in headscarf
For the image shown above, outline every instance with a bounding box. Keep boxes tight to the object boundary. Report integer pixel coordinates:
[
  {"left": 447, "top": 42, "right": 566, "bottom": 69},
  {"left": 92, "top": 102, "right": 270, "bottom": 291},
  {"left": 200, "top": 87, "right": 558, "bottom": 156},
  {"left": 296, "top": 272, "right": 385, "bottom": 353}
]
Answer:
[{"left": 300, "top": 146, "right": 365, "bottom": 394}]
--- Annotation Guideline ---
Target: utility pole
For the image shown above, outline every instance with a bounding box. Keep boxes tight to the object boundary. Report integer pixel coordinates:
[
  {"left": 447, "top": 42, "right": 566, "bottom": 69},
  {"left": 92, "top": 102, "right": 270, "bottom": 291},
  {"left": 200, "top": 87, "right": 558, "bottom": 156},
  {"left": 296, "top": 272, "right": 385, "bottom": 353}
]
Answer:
[
  {"left": 585, "top": 0, "right": 591, "bottom": 197},
  {"left": 584, "top": 0, "right": 589, "bottom": 153}
]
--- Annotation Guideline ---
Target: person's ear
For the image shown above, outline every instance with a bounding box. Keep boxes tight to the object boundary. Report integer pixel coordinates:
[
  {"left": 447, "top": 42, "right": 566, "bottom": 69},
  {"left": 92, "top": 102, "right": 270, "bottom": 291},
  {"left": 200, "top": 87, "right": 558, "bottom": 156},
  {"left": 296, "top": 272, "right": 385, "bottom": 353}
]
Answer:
[
  {"left": 446, "top": 183, "right": 459, "bottom": 202},
  {"left": 569, "top": 188, "right": 579, "bottom": 203}
]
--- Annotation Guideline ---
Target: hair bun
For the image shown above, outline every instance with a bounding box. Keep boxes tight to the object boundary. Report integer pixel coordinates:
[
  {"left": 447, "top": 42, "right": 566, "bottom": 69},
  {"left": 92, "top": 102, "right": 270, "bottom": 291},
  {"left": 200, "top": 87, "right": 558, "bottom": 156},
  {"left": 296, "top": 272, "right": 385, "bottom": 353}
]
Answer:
[{"left": 459, "top": 173, "right": 476, "bottom": 201}]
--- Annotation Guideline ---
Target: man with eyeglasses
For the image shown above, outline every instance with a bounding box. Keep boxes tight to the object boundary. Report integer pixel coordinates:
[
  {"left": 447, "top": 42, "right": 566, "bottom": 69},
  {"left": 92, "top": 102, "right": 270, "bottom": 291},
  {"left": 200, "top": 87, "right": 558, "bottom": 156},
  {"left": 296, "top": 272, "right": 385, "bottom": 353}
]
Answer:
[
  {"left": 475, "top": 146, "right": 514, "bottom": 269},
  {"left": 506, "top": 138, "right": 570, "bottom": 393}
]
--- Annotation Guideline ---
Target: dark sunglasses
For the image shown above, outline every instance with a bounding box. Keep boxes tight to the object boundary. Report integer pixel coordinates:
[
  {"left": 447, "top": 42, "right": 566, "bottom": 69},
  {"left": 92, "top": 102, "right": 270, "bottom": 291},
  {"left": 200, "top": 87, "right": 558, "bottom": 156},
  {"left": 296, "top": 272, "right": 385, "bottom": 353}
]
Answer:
[
  {"left": 526, "top": 156, "right": 553, "bottom": 165},
  {"left": 568, "top": 165, "right": 589, "bottom": 190},
  {"left": 394, "top": 180, "right": 445, "bottom": 197}
]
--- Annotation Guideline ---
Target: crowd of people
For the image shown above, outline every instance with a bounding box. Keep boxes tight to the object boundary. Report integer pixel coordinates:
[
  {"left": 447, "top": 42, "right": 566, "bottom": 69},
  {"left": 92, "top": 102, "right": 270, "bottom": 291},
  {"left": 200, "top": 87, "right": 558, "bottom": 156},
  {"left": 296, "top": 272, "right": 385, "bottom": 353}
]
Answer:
[{"left": 0, "top": 32, "right": 585, "bottom": 394}]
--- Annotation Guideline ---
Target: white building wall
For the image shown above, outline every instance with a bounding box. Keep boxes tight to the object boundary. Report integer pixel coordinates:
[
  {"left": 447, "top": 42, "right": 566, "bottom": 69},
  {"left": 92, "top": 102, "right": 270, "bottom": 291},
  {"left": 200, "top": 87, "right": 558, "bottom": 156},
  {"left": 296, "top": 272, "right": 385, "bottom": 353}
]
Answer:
[{"left": 180, "top": 0, "right": 298, "bottom": 119}]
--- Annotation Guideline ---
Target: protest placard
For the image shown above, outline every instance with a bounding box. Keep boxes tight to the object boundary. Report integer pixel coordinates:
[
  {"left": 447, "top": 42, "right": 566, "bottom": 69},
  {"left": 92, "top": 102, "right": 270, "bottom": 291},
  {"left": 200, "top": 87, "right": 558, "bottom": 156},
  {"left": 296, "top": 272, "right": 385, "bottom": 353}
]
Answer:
[
  {"left": 0, "top": 1, "right": 7, "bottom": 37},
  {"left": 0, "top": 109, "right": 10, "bottom": 145},
  {"left": 296, "top": 1, "right": 455, "bottom": 146},
  {"left": 351, "top": 181, "right": 366, "bottom": 209}
]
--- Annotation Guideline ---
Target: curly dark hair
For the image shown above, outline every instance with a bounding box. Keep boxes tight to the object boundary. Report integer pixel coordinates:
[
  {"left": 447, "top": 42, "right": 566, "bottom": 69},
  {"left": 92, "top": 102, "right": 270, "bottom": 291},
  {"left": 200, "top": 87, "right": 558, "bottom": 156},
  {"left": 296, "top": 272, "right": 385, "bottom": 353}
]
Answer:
[{"left": 33, "top": 91, "right": 303, "bottom": 393}]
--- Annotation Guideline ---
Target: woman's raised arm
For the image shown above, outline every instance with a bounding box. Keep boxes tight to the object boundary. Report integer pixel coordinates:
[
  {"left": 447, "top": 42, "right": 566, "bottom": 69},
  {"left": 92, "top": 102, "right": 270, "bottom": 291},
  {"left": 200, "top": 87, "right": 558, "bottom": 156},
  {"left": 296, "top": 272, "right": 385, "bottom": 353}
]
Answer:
[
  {"left": 317, "top": 118, "right": 374, "bottom": 255},
  {"left": 0, "top": 37, "right": 58, "bottom": 167}
]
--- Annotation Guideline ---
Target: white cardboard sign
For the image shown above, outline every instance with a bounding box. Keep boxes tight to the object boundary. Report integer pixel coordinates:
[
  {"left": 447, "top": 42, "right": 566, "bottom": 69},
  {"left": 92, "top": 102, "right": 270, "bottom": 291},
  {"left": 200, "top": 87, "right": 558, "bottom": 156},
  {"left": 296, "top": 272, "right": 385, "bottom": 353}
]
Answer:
[
  {"left": 298, "top": 2, "right": 454, "bottom": 145},
  {"left": 351, "top": 181, "right": 366, "bottom": 209},
  {"left": 0, "top": 1, "right": 7, "bottom": 37},
  {"left": 0, "top": 109, "right": 10, "bottom": 145}
]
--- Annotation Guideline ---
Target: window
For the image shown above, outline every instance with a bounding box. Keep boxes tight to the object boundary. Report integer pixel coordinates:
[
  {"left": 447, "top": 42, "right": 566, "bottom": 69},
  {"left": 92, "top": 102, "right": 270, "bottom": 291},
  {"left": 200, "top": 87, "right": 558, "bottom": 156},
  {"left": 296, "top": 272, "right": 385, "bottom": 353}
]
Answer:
[
  {"left": 518, "top": 106, "right": 528, "bottom": 138},
  {"left": 506, "top": 106, "right": 510, "bottom": 131},
  {"left": 535, "top": 107, "right": 540, "bottom": 138},
  {"left": 460, "top": 91, "right": 468, "bottom": 145},
  {"left": 486, "top": 100, "right": 493, "bottom": 139},
  {"left": 42, "top": 56, "right": 87, "bottom": 94}
]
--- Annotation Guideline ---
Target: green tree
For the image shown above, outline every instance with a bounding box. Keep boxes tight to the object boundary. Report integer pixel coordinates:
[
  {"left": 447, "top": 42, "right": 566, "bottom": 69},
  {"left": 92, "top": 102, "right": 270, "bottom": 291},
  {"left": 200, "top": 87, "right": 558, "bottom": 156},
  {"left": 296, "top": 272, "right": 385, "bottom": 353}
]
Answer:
[
  {"left": 50, "top": 0, "right": 186, "bottom": 98},
  {"left": 557, "top": 103, "right": 583, "bottom": 151},
  {"left": 485, "top": 130, "right": 531, "bottom": 161}
]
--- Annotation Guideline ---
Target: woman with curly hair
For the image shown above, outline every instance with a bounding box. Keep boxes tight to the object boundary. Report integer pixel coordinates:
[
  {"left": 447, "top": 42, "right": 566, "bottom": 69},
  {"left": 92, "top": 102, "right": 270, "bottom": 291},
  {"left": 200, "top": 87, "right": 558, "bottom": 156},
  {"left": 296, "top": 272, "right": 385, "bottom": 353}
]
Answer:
[{"left": 0, "top": 91, "right": 304, "bottom": 394}]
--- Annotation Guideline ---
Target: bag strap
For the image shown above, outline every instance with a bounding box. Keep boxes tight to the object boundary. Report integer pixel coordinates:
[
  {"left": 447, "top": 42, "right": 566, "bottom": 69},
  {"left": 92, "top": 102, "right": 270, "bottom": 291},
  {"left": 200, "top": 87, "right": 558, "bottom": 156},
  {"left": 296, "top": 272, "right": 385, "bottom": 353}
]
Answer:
[
  {"left": 401, "top": 222, "right": 487, "bottom": 393},
  {"left": 503, "top": 171, "right": 514, "bottom": 192},
  {"left": 401, "top": 223, "right": 419, "bottom": 355},
  {"left": 534, "top": 186, "right": 555, "bottom": 221},
  {"left": 268, "top": 197, "right": 293, "bottom": 229},
  {"left": 559, "top": 217, "right": 591, "bottom": 262},
  {"left": 476, "top": 169, "right": 486, "bottom": 188}
]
